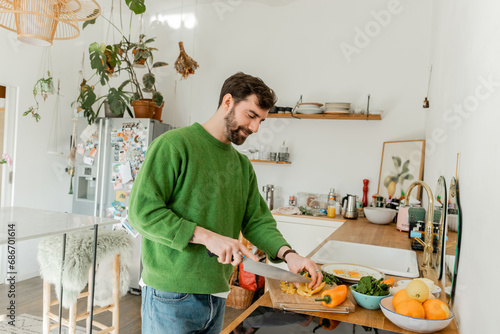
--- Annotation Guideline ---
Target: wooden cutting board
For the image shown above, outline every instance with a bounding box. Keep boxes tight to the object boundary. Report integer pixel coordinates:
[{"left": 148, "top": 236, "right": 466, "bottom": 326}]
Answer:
[{"left": 267, "top": 278, "right": 355, "bottom": 313}]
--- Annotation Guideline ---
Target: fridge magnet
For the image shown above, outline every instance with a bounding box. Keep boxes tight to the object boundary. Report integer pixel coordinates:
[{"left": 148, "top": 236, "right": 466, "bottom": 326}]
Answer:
[
  {"left": 111, "top": 201, "right": 127, "bottom": 217},
  {"left": 111, "top": 134, "right": 123, "bottom": 145},
  {"left": 113, "top": 181, "right": 123, "bottom": 191},
  {"left": 89, "top": 146, "right": 97, "bottom": 158},
  {"left": 80, "top": 123, "right": 98, "bottom": 142},
  {"left": 106, "top": 207, "right": 115, "bottom": 219},
  {"left": 116, "top": 190, "right": 127, "bottom": 201},
  {"left": 125, "top": 183, "right": 133, "bottom": 196},
  {"left": 77, "top": 143, "right": 85, "bottom": 155},
  {"left": 85, "top": 141, "right": 95, "bottom": 152},
  {"left": 123, "top": 126, "right": 136, "bottom": 142},
  {"left": 119, "top": 161, "right": 133, "bottom": 184},
  {"left": 83, "top": 155, "right": 94, "bottom": 166},
  {"left": 112, "top": 163, "right": 121, "bottom": 176},
  {"left": 118, "top": 150, "right": 126, "bottom": 162},
  {"left": 121, "top": 219, "right": 139, "bottom": 238},
  {"left": 377, "top": 140, "right": 425, "bottom": 201}
]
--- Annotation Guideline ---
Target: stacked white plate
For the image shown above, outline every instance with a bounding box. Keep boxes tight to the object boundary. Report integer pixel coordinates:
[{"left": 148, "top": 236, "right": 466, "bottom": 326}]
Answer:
[
  {"left": 324, "top": 102, "right": 351, "bottom": 114},
  {"left": 295, "top": 102, "right": 323, "bottom": 114}
]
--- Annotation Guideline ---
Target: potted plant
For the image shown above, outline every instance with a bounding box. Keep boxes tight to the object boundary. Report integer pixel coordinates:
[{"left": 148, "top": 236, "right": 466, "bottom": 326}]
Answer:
[{"left": 74, "top": 0, "right": 167, "bottom": 124}]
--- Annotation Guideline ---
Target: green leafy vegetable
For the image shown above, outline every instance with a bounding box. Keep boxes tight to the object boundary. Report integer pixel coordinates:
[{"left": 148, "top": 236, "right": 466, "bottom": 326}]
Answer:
[
  {"left": 353, "top": 276, "right": 390, "bottom": 296},
  {"left": 321, "top": 271, "right": 342, "bottom": 285}
]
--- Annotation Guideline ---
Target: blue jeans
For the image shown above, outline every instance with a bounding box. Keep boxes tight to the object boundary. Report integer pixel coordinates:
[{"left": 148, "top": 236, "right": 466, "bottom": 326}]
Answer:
[{"left": 141, "top": 285, "right": 226, "bottom": 334}]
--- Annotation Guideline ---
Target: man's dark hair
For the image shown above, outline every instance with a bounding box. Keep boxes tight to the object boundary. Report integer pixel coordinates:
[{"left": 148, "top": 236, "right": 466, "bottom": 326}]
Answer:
[{"left": 218, "top": 72, "right": 277, "bottom": 110}]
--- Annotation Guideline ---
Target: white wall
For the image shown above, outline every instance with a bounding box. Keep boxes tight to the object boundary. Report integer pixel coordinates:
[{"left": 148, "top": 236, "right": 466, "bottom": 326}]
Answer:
[
  {"left": 144, "top": 0, "right": 431, "bottom": 203},
  {"left": 425, "top": 1, "right": 499, "bottom": 332}
]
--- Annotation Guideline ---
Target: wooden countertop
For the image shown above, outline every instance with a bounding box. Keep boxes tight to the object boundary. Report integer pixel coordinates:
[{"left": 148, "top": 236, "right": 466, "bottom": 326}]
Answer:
[{"left": 223, "top": 217, "right": 459, "bottom": 334}]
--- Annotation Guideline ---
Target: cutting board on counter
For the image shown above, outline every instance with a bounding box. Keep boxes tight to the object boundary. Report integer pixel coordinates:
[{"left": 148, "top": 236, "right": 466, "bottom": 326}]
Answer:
[{"left": 267, "top": 278, "right": 355, "bottom": 313}]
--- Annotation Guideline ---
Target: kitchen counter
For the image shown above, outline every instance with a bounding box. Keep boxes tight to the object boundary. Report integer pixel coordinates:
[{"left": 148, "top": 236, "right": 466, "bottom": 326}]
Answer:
[{"left": 223, "top": 216, "right": 459, "bottom": 334}]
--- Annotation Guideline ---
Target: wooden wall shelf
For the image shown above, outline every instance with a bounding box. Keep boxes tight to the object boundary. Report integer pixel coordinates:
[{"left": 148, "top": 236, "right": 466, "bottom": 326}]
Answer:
[
  {"left": 250, "top": 160, "right": 291, "bottom": 164},
  {"left": 266, "top": 113, "right": 381, "bottom": 120}
]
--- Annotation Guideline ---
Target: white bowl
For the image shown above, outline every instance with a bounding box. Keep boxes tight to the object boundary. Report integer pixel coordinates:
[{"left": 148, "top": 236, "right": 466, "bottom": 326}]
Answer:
[
  {"left": 380, "top": 297, "right": 454, "bottom": 333},
  {"left": 364, "top": 207, "right": 397, "bottom": 224}
]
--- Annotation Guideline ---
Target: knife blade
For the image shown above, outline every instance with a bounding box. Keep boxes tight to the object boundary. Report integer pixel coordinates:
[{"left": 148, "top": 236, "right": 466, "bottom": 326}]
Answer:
[{"left": 242, "top": 257, "right": 311, "bottom": 283}]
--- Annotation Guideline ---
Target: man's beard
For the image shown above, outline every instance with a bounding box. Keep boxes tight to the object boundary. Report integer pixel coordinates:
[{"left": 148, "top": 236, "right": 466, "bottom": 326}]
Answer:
[{"left": 223, "top": 107, "right": 253, "bottom": 145}]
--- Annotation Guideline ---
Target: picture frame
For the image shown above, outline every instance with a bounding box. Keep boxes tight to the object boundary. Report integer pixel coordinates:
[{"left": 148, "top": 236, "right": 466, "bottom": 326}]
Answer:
[{"left": 377, "top": 140, "right": 426, "bottom": 201}]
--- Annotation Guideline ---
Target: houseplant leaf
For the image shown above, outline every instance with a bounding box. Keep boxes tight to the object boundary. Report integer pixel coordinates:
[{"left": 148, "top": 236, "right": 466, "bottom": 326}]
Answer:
[
  {"left": 107, "top": 87, "right": 130, "bottom": 115},
  {"left": 125, "top": 0, "right": 146, "bottom": 14},
  {"left": 153, "top": 61, "right": 168, "bottom": 68},
  {"left": 118, "top": 79, "right": 131, "bottom": 91},
  {"left": 142, "top": 73, "right": 155, "bottom": 89},
  {"left": 152, "top": 92, "right": 163, "bottom": 107},
  {"left": 83, "top": 18, "right": 96, "bottom": 30}
]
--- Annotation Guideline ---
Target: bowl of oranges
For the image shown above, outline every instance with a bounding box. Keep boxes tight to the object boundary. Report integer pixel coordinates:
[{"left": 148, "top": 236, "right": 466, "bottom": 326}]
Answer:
[{"left": 380, "top": 279, "right": 454, "bottom": 333}]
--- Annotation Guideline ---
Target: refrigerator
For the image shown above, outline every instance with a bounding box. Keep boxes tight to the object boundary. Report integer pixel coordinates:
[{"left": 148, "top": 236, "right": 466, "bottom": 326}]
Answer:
[{"left": 71, "top": 117, "right": 172, "bottom": 293}]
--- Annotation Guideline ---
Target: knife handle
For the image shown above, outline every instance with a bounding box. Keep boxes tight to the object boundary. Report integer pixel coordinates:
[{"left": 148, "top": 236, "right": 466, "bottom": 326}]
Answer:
[
  {"left": 207, "top": 250, "right": 217, "bottom": 257},
  {"left": 206, "top": 249, "right": 243, "bottom": 261}
]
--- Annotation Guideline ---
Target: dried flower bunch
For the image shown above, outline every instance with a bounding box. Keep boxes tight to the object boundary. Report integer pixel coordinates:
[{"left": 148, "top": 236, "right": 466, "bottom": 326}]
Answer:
[{"left": 175, "top": 41, "right": 199, "bottom": 79}]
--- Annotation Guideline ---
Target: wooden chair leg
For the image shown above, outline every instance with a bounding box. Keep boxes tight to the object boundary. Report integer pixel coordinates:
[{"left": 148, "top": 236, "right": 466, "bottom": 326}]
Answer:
[
  {"left": 42, "top": 280, "right": 51, "bottom": 334},
  {"left": 112, "top": 254, "right": 120, "bottom": 334},
  {"left": 69, "top": 302, "right": 77, "bottom": 334}
]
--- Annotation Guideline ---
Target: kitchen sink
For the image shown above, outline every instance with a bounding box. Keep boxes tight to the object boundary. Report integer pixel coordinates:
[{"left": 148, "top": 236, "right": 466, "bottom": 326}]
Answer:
[{"left": 310, "top": 240, "right": 419, "bottom": 278}]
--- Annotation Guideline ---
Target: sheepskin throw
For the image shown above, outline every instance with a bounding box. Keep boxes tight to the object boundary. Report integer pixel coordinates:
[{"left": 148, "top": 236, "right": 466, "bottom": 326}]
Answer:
[{"left": 37, "top": 229, "right": 134, "bottom": 308}]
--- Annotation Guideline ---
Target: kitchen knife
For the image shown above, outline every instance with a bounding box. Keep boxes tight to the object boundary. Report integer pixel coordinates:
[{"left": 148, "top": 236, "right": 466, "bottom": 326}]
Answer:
[{"left": 242, "top": 257, "right": 311, "bottom": 283}]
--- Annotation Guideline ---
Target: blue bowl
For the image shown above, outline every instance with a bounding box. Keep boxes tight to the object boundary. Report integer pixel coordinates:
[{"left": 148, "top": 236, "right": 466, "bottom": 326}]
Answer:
[{"left": 350, "top": 285, "right": 389, "bottom": 310}]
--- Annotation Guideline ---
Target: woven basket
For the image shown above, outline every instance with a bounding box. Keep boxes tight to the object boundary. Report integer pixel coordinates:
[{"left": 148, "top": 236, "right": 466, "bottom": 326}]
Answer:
[{"left": 226, "top": 271, "right": 254, "bottom": 310}]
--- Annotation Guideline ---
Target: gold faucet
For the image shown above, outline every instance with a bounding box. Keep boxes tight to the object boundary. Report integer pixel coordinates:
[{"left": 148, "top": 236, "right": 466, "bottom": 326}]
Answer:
[{"left": 404, "top": 181, "right": 434, "bottom": 269}]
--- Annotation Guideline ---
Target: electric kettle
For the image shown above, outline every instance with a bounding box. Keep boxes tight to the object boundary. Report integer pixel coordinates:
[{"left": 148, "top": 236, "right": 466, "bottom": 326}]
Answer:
[{"left": 342, "top": 194, "right": 358, "bottom": 219}]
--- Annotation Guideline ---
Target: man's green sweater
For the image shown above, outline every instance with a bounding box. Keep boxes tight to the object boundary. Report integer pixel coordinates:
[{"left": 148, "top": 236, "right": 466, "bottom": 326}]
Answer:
[{"left": 128, "top": 122, "right": 290, "bottom": 294}]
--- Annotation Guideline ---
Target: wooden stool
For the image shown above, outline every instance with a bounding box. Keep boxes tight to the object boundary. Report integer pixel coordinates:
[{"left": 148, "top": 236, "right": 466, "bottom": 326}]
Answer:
[{"left": 42, "top": 254, "right": 120, "bottom": 334}]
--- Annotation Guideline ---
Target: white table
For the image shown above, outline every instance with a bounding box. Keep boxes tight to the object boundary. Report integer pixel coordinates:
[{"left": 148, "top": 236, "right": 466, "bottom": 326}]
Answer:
[{"left": 1, "top": 206, "right": 118, "bottom": 334}]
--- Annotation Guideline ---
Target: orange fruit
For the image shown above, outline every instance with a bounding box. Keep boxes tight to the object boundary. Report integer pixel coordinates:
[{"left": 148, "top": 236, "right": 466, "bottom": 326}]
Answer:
[
  {"left": 423, "top": 299, "right": 451, "bottom": 319},
  {"left": 406, "top": 279, "right": 429, "bottom": 303},
  {"left": 392, "top": 289, "right": 411, "bottom": 309},
  {"left": 395, "top": 299, "right": 425, "bottom": 319}
]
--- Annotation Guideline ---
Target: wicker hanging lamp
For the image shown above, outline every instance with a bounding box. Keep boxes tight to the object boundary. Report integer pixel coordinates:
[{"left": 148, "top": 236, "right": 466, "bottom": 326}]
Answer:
[{"left": 0, "top": 0, "right": 101, "bottom": 47}]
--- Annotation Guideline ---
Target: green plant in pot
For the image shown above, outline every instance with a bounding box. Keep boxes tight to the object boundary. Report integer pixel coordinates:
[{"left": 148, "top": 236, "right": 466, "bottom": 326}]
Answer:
[{"left": 74, "top": 0, "right": 167, "bottom": 124}]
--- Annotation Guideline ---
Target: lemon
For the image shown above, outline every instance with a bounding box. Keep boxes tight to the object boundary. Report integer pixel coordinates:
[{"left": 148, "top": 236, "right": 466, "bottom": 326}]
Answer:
[
  {"left": 414, "top": 278, "right": 435, "bottom": 292},
  {"left": 406, "top": 279, "right": 429, "bottom": 303}
]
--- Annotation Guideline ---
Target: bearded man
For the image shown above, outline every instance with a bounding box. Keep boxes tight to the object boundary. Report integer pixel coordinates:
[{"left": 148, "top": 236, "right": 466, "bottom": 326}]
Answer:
[{"left": 129, "top": 72, "right": 322, "bottom": 334}]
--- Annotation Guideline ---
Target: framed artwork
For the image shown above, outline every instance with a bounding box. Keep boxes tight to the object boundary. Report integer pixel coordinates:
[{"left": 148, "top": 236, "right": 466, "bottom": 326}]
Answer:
[{"left": 377, "top": 140, "right": 426, "bottom": 201}]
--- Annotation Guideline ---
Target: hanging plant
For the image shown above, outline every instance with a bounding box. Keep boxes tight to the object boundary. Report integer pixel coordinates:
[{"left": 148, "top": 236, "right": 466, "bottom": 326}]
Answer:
[{"left": 22, "top": 71, "right": 55, "bottom": 122}]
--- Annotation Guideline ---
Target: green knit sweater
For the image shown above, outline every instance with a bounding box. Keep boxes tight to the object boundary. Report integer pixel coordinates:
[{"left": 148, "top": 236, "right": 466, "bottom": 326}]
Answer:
[{"left": 128, "top": 122, "right": 290, "bottom": 294}]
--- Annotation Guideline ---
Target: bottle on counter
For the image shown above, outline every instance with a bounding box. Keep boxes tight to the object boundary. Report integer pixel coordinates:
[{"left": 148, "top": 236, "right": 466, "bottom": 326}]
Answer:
[
  {"left": 327, "top": 189, "right": 337, "bottom": 218},
  {"left": 328, "top": 188, "right": 335, "bottom": 201}
]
